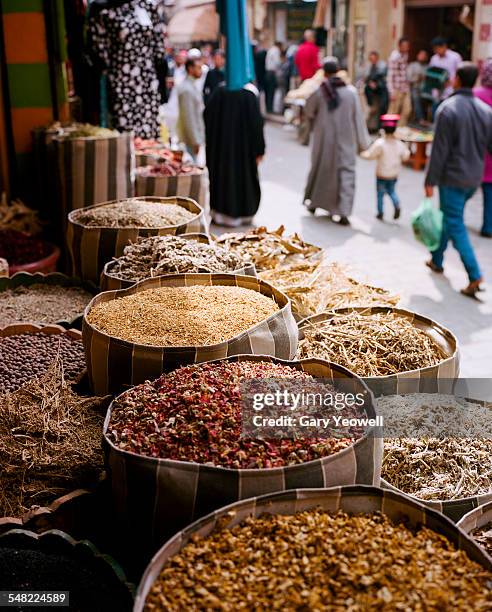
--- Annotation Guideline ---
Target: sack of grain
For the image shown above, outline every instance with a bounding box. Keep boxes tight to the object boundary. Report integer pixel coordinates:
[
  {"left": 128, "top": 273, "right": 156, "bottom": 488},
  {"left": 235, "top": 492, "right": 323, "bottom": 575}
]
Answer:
[
  {"left": 83, "top": 274, "right": 298, "bottom": 395},
  {"left": 135, "top": 166, "right": 209, "bottom": 214},
  {"left": 67, "top": 196, "right": 207, "bottom": 285},
  {"left": 134, "top": 486, "right": 492, "bottom": 611},
  {"left": 103, "top": 355, "right": 381, "bottom": 564},
  {"left": 298, "top": 307, "right": 459, "bottom": 395},
  {"left": 100, "top": 233, "right": 256, "bottom": 291}
]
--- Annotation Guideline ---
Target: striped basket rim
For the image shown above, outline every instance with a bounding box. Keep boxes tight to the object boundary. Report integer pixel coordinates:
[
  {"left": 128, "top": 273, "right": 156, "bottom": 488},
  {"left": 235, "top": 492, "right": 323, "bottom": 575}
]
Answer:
[
  {"left": 103, "top": 354, "right": 378, "bottom": 475},
  {"left": 298, "top": 306, "right": 459, "bottom": 380},
  {"left": 0, "top": 322, "right": 82, "bottom": 340},
  {"left": 458, "top": 500, "right": 492, "bottom": 539},
  {"left": 68, "top": 196, "right": 203, "bottom": 231},
  {"left": 84, "top": 273, "right": 291, "bottom": 353}
]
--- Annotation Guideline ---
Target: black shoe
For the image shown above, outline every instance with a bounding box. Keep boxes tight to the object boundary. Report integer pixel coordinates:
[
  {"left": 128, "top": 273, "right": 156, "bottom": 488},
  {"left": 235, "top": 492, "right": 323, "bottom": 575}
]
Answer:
[
  {"left": 376, "top": 212, "right": 383, "bottom": 221},
  {"left": 308, "top": 208, "right": 317, "bottom": 215},
  {"left": 338, "top": 216, "right": 350, "bottom": 226},
  {"left": 394, "top": 207, "right": 401, "bottom": 220},
  {"left": 481, "top": 230, "right": 492, "bottom": 238}
]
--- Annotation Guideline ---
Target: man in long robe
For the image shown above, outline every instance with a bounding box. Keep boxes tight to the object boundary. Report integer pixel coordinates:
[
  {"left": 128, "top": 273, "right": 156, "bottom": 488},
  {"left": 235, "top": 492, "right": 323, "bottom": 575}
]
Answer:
[{"left": 304, "top": 58, "right": 370, "bottom": 225}]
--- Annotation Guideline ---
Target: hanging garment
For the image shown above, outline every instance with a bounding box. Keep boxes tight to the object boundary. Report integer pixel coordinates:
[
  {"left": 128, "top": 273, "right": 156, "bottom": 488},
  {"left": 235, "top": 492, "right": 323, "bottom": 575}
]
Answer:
[{"left": 89, "top": 0, "right": 164, "bottom": 138}]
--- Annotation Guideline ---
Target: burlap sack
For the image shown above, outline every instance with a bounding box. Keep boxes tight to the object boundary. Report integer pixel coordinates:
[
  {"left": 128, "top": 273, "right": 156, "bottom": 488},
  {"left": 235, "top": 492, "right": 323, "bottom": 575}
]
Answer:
[
  {"left": 67, "top": 196, "right": 208, "bottom": 285},
  {"left": 298, "top": 307, "right": 459, "bottom": 395},
  {"left": 134, "top": 485, "right": 492, "bottom": 610},
  {"left": 83, "top": 274, "right": 298, "bottom": 395},
  {"left": 100, "top": 233, "right": 256, "bottom": 291},
  {"left": 135, "top": 167, "right": 209, "bottom": 214},
  {"left": 103, "top": 355, "right": 382, "bottom": 562}
]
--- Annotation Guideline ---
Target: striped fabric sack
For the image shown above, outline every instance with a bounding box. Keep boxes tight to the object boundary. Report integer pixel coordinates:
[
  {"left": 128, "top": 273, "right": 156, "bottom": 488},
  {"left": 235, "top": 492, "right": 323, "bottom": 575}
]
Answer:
[
  {"left": 134, "top": 485, "right": 492, "bottom": 609},
  {"left": 104, "top": 356, "right": 382, "bottom": 562},
  {"left": 458, "top": 500, "right": 492, "bottom": 541},
  {"left": 135, "top": 167, "right": 209, "bottom": 214},
  {"left": 298, "top": 307, "right": 459, "bottom": 396},
  {"left": 135, "top": 152, "right": 159, "bottom": 167},
  {"left": 54, "top": 132, "right": 134, "bottom": 220},
  {"left": 83, "top": 274, "right": 299, "bottom": 395},
  {"left": 67, "top": 197, "right": 208, "bottom": 285},
  {"left": 99, "top": 233, "right": 257, "bottom": 291}
]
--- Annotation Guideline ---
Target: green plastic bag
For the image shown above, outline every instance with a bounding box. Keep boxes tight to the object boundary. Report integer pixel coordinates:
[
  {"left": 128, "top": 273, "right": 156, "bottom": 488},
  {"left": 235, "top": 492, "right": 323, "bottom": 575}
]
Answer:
[{"left": 411, "top": 198, "right": 443, "bottom": 251}]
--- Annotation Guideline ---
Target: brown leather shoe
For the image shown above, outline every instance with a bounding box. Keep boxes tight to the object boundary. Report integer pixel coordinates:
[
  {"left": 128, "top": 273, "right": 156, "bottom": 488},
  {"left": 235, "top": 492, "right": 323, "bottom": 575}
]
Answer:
[
  {"left": 426, "top": 260, "right": 444, "bottom": 274},
  {"left": 460, "top": 279, "right": 484, "bottom": 298}
]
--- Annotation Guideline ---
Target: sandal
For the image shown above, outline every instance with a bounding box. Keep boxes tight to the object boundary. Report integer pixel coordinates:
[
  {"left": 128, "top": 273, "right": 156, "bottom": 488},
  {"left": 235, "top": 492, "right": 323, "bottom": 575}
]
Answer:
[{"left": 426, "top": 260, "right": 444, "bottom": 274}]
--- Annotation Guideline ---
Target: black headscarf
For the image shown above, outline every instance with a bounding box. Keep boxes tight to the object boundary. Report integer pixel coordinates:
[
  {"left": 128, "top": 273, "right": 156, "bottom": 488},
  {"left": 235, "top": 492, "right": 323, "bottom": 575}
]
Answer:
[{"left": 320, "top": 76, "right": 346, "bottom": 111}]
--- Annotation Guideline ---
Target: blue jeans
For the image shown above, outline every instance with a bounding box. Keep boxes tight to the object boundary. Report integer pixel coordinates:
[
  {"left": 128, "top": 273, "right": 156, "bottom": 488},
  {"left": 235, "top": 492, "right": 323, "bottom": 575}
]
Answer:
[
  {"left": 376, "top": 178, "right": 400, "bottom": 215},
  {"left": 482, "top": 182, "right": 492, "bottom": 234},
  {"left": 432, "top": 186, "right": 482, "bottom": 282}
]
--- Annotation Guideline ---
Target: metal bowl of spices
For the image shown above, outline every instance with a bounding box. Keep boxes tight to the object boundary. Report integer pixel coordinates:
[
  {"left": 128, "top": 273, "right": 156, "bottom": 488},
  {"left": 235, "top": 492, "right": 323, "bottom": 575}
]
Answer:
[{"left": 134, "top": 485, "right": 492, "bottom": 611}]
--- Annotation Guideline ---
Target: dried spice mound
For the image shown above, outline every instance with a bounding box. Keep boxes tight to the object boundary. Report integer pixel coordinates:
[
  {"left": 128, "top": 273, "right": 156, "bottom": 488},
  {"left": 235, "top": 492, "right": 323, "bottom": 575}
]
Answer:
[
  {"left": 0, "top": 284, "right": 92, "bottom": 327},
  {"left": 108, "top": 361, "right": 360, "bottom": 469},
  {"left": 87, "top": 286, "right": 279, "bottom": 347},
  {"left": 144, "top": 510, "right": 492, "bottom": 611},
  {"left": 0, "top": 230, "right": 52, "bottom": 266},
  {"left": 382, "top": 438, "right": 492, "bottom": 500},
  {"left": 471, "top": 522, "right": 492, "bottom": 556},
  {"left": 106, "top": 235, "right": 244, "bottom": 283},
  {"left": 0, "top": 332, "right": 86, "bottom": 394},
  {"left": 0, "top": 358, "right": 105, "bottom": 517},
  {"left": 298, "top": 311, "right": 447, "bottom": 377},
  {"left": 74, "top": 199, "right": 196, "bottom": 228}
]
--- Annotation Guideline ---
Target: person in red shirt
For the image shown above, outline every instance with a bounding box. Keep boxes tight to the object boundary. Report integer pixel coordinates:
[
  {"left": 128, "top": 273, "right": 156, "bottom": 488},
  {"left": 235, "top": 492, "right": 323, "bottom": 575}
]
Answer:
[{"left": 295, "top": 29, "right": 320, "bottom": 81}]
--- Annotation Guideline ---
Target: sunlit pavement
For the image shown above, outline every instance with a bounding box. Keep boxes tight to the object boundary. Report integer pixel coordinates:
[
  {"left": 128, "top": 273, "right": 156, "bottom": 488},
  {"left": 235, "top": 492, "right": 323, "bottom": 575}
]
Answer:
[{"left": 215, "top": 121, "right": 492, "bottom": 378}]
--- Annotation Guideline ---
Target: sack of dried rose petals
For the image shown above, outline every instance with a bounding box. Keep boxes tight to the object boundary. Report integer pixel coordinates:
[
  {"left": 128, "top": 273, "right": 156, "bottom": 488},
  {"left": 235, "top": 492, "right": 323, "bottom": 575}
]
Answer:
[
  {"left": 134, "top": 486, "right": 492, "bottom": 612},
  {"left": 458, "top": 501, "right": 492, "bottom": 558},
  {"left": 83, "top": 274, "right": 299, "bottom": 395},
  {"left": 67, "top": 196, "right": 208, "bottom": 285},
  {"left": 103, "top": 355, "right": 381, "bottom": 562}
]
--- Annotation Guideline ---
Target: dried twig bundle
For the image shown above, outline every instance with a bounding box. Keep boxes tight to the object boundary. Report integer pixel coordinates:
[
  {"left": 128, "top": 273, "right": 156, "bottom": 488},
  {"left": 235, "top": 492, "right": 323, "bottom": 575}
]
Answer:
[{"left": 298, "top": 311, "right": 447, "bottom": 376}]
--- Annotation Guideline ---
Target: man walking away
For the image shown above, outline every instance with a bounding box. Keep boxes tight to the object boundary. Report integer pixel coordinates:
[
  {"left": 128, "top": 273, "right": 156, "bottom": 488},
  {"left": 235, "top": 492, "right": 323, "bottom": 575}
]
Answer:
[
  {"left": 295, "top": 29, "right": 320, "bottom": 82},
  {"left": 364, "top": 51, "right": 388, "bottom": 131},
  {"left": 303, "top": 57, "right": 370, "bottom": 225},
  {"left": 265, "top": 41, "right": 282, "bottom": 114},
  {"left": 430, "top": 37, "right": 462, "bottom": 102},
  {"left": 387, "top": 38, "right": 411, "bottom": 126},
  {"left": 203, "top": 49, "right": 225, "bottom": 105},
  {"left": 425, "top": 62, "right": 492, "bottom": 297},
  {"left": 177, "top": 58, "right": 205, "bottom": 161}
]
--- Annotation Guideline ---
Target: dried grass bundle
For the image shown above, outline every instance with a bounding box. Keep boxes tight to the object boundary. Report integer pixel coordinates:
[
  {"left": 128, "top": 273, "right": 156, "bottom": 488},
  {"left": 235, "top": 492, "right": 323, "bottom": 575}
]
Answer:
[
  {"left": 0, "top": 357, "right": 106, "bottom": 517},
  {"left": 0, "top": 194, "right": 42, "bottom": 235},
  {"left": 298, "top": 310, "right": 447, "bottom": 377},
  {"left": 259, "top": 262, "right": 399, "bottom": 318}
]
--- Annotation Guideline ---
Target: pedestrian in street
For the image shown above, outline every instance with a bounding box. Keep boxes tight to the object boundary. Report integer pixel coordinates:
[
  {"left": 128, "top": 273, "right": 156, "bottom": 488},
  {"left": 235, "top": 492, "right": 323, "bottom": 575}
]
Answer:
[
  {"left": 429, "top": 37, "right": 462, "bottom": 101},
  {"left": 204, "top": 83, "right": 265, "bottom": 227},
  {"left": 387, "top": 38, "right": 411, "bottom": 126},
  {"left": 203, "top": 49, "right": 225, "bottom": 105},
  {"left": 361, "top": 114, "right": 410, "bottom": 220},
  {"left": 253, "top": 41, "right": 267, "bottom": 94},
  {"left": 474, "top": 57, "right": 492, "bottom": 238},
  {"left": 176, "top": 58, "right": 205, "bottom": 162},
  {"left": 265, "top": 41, "right": 282, "bottom": 114},
  {"left": 303, "top": 57, "right": 371, "bottom": 225},
  {"left": 363, "top": 51, "right": 388, "bottom": 131},
  {"left": 407, "top": 49, "right": 429, "bottom": 123},
  {"left": 425, "top": 62, "right": 492, "bottom": 297},
  {"left": 274, "top": 50, "right": 291, "bottom": 113},
  {"left": 295, "top": 29, "right": 320, "bottom": 82}
]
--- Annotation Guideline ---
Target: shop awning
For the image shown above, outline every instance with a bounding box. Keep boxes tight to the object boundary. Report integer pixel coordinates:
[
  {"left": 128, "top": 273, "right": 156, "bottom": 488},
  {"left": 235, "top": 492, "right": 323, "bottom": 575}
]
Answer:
[{"left": 167, "top": 3, "right": 219, "bottom": 45}]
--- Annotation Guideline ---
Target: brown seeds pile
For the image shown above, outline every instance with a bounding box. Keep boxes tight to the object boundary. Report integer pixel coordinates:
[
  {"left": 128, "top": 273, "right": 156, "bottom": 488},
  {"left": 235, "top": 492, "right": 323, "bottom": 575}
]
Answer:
[
  {"left": 0, "top": 357, "right": 106, "bottom": 517},
  {"left": 471, "top": 522, "right": 492, "bottom": 556},
  {"left": 86, "top": 285, "right": 279, "bottom": 346},
  {"left": 144, "top": 510, "right": 492, "bottom": 611},
  {"left": 0, "top": 283, "right": 92, "bottom": 327},
  {"left": 74, "top": 199, "right": 196, "bottom": 228},
  {"left": 105, "top": 235, "right": 244, "bottom": 283},
  {"left": 298, "top": 311, "right": 447, "bottom": 377}
]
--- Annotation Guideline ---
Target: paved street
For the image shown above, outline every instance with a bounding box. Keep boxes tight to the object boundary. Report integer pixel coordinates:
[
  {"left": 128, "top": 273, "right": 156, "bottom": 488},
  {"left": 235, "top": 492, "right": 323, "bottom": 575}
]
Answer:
[{"left": 226, "top": 122, "right": 492, "bottom": 377}]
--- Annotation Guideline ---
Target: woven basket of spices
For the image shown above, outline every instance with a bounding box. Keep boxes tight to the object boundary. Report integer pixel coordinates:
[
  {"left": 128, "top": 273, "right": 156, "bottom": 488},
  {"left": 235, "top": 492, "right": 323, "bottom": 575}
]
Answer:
[
  {"left": 100, "top": 233, "right": 256, "bottom": 291},
  {"left": 298, "top": 307, "right": 459, "bottom": 395},
  {"left": 134, "top": 485, "right": 492, "bottom": 611},
  {"left": 103, "top": 355, "right": 382, "bottom": 562},
  {"left": 458, "top": 501, "right": 492, "bottom": 558},
  {"left": 67, "top": 196, "right": 208, "bottom": 285},
  {"left": 83, "top": 274, "right": 298, "bottom": 395}
]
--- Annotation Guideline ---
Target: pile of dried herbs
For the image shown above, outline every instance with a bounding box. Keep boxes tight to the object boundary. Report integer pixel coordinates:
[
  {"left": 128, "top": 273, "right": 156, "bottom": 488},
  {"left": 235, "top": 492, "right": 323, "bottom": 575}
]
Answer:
[
  {"left": 144, "top": 509, "right": 492, "bottom": 611},
  {"left": 105, "top": 235, "right": 244, "bottom": 283},
  {"left": 298, "top": 311, "right": 447, "bottom": 377},
  {"left": 471, "top": 522, "right": 492, "bottom": 556},
  {"left": 73, "top": 199, "right": 196, "bottom": 228},
  {"left": 259, "top": 262, "right": 399, "bottom": 318},
  {"left": 87, "top": 285, "right": 279, "bottom": 346},
  {"left": 217, "top": 226, "right": 322, "bottom": 272},
  {"left": 0, "top": 358, "right": 106, "bottom": 517},
  {"left": 107, "top": 361, "right": 362, "bottom": 469}
]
